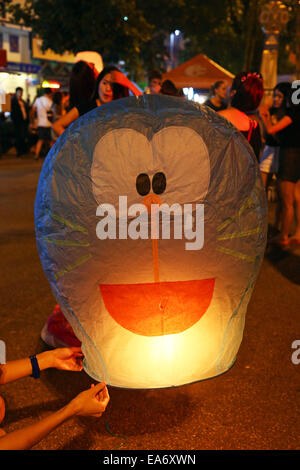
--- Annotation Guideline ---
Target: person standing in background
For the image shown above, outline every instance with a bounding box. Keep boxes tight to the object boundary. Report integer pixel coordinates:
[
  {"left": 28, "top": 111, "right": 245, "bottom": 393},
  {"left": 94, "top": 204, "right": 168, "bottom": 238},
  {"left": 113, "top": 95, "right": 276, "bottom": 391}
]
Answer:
[
  {"left": 204, "top": 81, "right": 228, "bottom": 112},
  {"left": 31, "top": 88, "right": 53, "bottom": 160},
  {"left": 259, "top": 82, "right": 291, "bottom": 188},
  {"left": 10, "top": 87, "right": 29, "bottom": 157},
  {"left": 51, "top": 91, "right": 64, "bottom": 142},
  {"left": 145, "top": 70, "right": 162, "bottom": 95},
  {"left": 219, "top": 72, "right": 264, "bottom": 160},
  {"left": 260, "top": 96, "right": 300, "bottom": 246},
  {"left": 160, "top": 79, "right": 179, "bottom": 96}
]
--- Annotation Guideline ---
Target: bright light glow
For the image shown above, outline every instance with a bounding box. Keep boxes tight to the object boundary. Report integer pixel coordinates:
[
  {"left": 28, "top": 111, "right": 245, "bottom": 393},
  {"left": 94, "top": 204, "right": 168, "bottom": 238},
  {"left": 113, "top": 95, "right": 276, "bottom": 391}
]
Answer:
[
  {"left": 152, "top": 335, "right": 176, "bottom": 362},
  {"left": 183, "top": 88, "right": 207, "bottom": 104},
  {"left": 75, "top": 51, "right": 103, "bottom": 74},
  {"left": 194, "top": 93, "right": 207, "bottom": 104},
  {"left": 42, "top": 80, "right": 60, "bottom": 89},
  {"left": 174, "top": 30, "right": 181, "bottom": 36},
  {"left": 0, "top": 73, "right": 38, "bottom": 100},
  {"left": 124, "top": 16, "right": 128, "bottom": 21}
]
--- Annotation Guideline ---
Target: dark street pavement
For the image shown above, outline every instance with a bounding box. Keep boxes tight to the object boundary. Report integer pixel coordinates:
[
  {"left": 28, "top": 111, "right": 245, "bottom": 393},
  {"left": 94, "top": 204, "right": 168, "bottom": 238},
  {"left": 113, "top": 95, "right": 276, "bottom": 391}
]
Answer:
[{"left": 0, "top": 152, "right": 299, "bottom": 450}]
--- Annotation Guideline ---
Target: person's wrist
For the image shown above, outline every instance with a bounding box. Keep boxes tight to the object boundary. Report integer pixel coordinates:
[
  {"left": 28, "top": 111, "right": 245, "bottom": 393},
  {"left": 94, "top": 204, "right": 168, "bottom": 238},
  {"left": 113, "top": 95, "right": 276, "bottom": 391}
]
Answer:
[
  {"left": 36, "top": 351, "right": 54, "bottom": 371},
  {"left": 56, "top": 402, "right": 77, "bottom": 422},
  {"left": 67, "top": 397, "right": 81, "bottom": 416},
  {"left": 29, "top": 355, "right": 40, "bottom": 379}
]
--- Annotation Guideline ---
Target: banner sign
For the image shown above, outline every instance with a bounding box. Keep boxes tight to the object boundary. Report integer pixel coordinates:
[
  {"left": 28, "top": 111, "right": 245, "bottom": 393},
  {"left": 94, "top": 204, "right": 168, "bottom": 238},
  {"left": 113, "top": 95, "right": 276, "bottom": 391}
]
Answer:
[{"left": 6, "top": 61, "right": 41, "bottom": 74}]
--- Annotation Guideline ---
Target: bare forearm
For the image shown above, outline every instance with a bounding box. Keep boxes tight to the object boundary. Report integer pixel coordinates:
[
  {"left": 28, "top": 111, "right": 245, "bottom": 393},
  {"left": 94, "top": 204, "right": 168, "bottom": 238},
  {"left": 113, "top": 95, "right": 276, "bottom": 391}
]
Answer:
[
  {"left": 52, "top": 121, "right": 65, "bottom": 136},
  {"left": 261, "top": 114, "right": 292, "bottom": 134},
  {"left": 52, "top": 107, "right": 79, "bottom": 136},
  {"left": 0, "top": 402, "right": 76, "bottom": 450},
  {"left": 0, "top": 352, "right": 52, "bottom": 385}
]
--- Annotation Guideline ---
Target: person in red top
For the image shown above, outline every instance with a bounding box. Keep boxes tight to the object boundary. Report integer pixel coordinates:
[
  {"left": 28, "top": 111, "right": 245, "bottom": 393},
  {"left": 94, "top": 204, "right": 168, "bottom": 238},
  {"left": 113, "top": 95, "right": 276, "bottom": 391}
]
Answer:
[{"left": 219, "top": 72, "right": 264, "bottom": 161}]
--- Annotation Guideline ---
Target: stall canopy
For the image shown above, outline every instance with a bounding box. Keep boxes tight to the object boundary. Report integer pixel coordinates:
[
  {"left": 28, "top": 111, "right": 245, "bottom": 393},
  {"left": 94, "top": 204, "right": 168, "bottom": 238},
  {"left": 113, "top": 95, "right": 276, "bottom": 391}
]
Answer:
[{"left": 163, "top": 54, "right": 234, "bottom": 90}]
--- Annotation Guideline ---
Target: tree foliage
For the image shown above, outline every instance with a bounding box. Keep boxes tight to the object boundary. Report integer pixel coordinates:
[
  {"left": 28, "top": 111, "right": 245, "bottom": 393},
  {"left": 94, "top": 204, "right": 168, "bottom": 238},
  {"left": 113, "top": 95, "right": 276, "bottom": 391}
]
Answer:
[
  {"left": 9, "top": 0, "right": 297, "bottom": 79},
  {"left": 9, "top": 0, "right": 153, "bottom": 75}
]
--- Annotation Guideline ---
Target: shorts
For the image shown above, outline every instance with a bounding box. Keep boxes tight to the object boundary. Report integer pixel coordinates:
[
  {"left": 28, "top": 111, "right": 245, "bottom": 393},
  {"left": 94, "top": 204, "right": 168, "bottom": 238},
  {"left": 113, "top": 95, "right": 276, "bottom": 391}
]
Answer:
[
  {"left": 278, "top": 147, "right": 300, "bottom": 183},
  {"left": 38, "top": 126, "right": 52, "bottom": 141},
  {"left": 259, "top": 145, "right": 279, "bottom": 174}
]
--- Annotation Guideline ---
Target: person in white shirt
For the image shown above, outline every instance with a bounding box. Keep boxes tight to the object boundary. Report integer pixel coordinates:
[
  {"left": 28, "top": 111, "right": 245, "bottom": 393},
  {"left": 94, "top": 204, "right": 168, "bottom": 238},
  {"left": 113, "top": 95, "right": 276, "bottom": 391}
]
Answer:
[{"left": 31, "top": 88, "right": 53, "bottom": 160}]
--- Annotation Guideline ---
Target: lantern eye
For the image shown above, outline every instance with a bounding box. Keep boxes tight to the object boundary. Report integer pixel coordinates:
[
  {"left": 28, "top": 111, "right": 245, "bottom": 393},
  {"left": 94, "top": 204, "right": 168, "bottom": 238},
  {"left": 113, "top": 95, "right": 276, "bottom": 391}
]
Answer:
[
  {"left": 136, "top": 173, "right": 151, "bottom": 196},
  {"left": 91, "top": 127, "right": 210, "bottom": 212},
  {"left": 152, "top": 172, "right": 166, "bottom": 195}
]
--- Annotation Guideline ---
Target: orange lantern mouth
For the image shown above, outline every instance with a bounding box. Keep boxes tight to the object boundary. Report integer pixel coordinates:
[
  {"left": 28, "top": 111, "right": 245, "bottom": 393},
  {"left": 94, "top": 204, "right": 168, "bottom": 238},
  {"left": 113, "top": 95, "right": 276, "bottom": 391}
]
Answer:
[{"left": 100, "top": 278, "right": 215, "bottom": 336}]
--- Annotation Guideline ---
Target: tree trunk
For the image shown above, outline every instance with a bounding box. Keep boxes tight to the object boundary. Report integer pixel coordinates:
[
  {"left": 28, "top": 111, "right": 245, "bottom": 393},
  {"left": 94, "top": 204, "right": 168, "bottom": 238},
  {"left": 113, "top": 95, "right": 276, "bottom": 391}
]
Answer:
[{"left": 243, "top": 0, "right": 260, "bottom": 70}]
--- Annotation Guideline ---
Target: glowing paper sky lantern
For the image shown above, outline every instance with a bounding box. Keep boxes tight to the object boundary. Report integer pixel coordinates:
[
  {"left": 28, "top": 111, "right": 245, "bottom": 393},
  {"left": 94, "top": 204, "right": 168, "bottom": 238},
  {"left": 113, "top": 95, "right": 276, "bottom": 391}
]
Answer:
[
  {"left": 74, "top": 51, "right": 103, "bottom": 74},
  {"left": 35, "top": 95, "right": 267, "bottom": 389}
]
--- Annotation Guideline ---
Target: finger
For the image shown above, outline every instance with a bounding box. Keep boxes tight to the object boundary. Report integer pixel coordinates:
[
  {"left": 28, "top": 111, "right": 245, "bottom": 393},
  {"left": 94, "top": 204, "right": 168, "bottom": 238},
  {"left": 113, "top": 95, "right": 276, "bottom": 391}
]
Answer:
[
  {"left": 95, "top": 390, "right": 105, "bottom": 401},
  {"left": 101, "top": 400, "right": 109, "bottom": 412},
  {"left": 72, "top": 353, "right": 84, "bottom": 359},
  {"left": 95, "top": 388, "right": 108, "bottom": 403},
  {"left": 92, "top": 382, "right": 106, "bottom": 395},
  {"left": 70, "top": 347, "right": 82, "bottom": 352},
  {"left": 68, "top": 360, "right": 83, "bottom": 369},
  {"left": 102, "top": 397, "right": 110, "bottom": 407},
  {"left": 101, "top": 386, "right": 109, "bottom": 400}
]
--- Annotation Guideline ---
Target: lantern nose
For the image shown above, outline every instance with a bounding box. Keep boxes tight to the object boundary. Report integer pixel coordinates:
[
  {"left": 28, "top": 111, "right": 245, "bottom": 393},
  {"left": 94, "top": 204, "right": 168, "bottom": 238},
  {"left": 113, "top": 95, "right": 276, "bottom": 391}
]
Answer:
[{"left": 142, "top": 193, "right": 162, "bottom": 213}]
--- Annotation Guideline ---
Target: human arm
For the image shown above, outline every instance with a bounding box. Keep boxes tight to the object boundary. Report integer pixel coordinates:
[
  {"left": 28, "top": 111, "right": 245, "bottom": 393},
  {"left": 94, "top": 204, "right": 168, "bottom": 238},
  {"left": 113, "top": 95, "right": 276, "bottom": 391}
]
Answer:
[
  {"left": 259, "top": 106, "right": 292, "bottom": 134},
  {"left": 52, "top": 106, "right": 79, "bottom": 136},
  {"left": 0, "top": 382, "right": 109, "bottom": 450},
  {"left": 111, "top": 71, "right": 143, "bottom": 96},
  {"left": 29, "top": 104, "right": 37, "bottom": 121},
  {"left": 0, "top": 347, "right": 83, "bottom": 385}
]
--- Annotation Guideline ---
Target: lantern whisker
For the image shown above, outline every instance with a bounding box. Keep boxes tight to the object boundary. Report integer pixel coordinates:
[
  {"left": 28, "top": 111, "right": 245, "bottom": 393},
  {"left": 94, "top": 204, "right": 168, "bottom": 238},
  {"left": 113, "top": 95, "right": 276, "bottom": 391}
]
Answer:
[
  {"left": 217, "top": 227, "right": 259, "bottom": 240},
  {"left": 46, "top": 209, "right": 88, "bottom": 234},
  {"left": 216, "top": 246, "right": 256, "bottom": 262},
  {"left": 44, "top": 237, "right": 90, "bottom": 247},
  {"left": 54, "top": 254, "right": 92, "bottom": 280},
  {"left": 217, "top": 197, "right": 253, "bottom": 232}
]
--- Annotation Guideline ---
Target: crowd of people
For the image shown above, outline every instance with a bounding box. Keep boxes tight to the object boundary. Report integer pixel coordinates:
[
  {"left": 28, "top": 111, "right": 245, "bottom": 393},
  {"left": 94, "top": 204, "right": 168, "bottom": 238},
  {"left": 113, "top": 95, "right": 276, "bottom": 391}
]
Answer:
[
  {"left": 0, "top": 60, "right": 299, "bottom": 449},
  {"left": 209, "top": 73, "right": 300, "bottom": 247}
]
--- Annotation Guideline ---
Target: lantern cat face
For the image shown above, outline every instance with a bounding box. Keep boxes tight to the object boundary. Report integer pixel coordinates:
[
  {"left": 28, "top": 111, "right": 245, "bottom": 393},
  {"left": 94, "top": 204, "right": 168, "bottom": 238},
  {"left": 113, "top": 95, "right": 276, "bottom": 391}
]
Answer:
[{"left": 35, "top": 95, "right": 267, "bottom": 388}]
